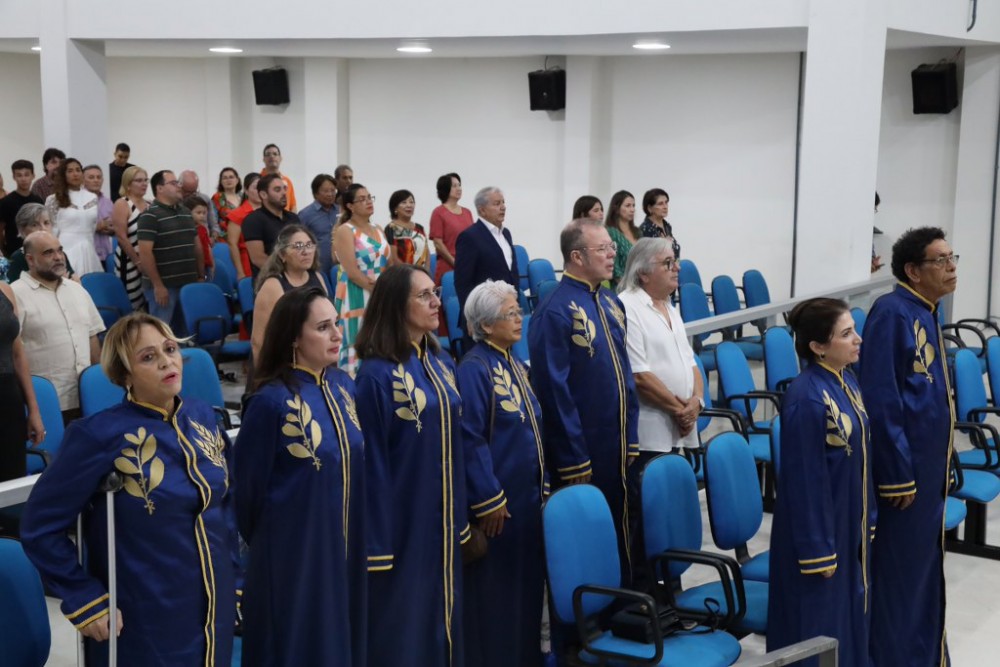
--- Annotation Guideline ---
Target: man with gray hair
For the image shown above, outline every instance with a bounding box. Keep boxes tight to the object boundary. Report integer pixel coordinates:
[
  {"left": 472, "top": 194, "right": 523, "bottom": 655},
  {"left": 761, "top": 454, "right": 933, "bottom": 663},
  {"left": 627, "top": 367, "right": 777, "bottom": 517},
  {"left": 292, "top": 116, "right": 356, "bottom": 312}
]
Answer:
[
  {"left": 528, "top": 217, "right": 639, "bottom": 582},
  {"left": 179, "top": 169, "right": 220, "bottom": 237},
  {"left": 453, "top": 186, "right": 519, "bottom": 355},
  {"left": 11, "top": 231, "right": 104, "bottom": 420}
]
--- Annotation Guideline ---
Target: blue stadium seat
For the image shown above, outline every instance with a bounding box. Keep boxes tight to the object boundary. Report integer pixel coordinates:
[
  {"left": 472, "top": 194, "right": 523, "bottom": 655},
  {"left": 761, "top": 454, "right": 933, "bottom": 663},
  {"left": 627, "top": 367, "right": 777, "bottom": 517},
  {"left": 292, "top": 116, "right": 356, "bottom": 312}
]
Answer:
[
  {"left": 678, "top": 283, "right": 718, "bottom": 372},
  {"left": 179, "top": 283, "right": 251, "bottom": 367},
  {"left": 513, "top": 245, "right": 530, "bottom": 293},
  {"left": 82, "top": 272, "right": 134, "bottom": 330},
  {"left": 511, "top": 313, "right": 530, "bottom": 364},
  {"left": 710, "top": 275, "right": 762, "bottom": 361},
  {"left": 79, "top": 364, "right": 126, "bottom": 417},
  {"left": 180, "top": 347, "right": 233, "bottom": 429},
  {"left": 762, "top": 326, "right": 798, "bottom": 393},
  {"left": 527, "top": 259, "right": 556, "bottom": 297},
  {"left": 25, "top": 376, "right": 64, "bottom": 474},
  {"left": 678, "top": 258, "right": 703, "bottom": 291},
  {"left": 0, "top": 538, "right": 51, "bottom": 667}
]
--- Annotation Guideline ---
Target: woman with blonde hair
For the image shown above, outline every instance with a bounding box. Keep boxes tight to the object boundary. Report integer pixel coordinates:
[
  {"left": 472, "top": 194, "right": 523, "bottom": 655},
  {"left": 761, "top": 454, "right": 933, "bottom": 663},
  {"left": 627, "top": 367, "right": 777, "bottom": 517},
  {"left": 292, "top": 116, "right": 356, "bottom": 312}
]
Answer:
[{"left": 112, "top": 165, "right": 150, "bottom": 311}]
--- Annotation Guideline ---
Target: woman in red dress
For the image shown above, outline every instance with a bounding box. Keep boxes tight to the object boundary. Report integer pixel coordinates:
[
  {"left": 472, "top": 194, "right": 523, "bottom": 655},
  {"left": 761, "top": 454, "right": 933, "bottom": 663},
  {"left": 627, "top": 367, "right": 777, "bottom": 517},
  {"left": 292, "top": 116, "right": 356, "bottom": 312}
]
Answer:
[{"left": 428, "top": 172, "right": 473, "bottom": 285}]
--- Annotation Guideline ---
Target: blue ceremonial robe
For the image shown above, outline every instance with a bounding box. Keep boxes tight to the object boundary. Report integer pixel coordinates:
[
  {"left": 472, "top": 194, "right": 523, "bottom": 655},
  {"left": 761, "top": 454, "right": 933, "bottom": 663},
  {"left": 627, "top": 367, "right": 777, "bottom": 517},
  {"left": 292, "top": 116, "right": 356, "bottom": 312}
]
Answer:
[
  {"left": 767, "top": 363, "right": 876, "bottom": 667},
  {"left": 356, "top": 339, "right": 469, "bottom": 667},
  {"left": 459, "top": 341, "right": 548, "bottom": 667},
  {"left": 21, "top": 396, "right": 238, "bottom": 667},
  {"left": 859, "top": 283, "right": 954, "bottom": 667},
  {"left": 235, "top": 367, "right": 366, "bottom": 667},
  {"left": 527, "top": 272, "right": 639, "bottom": 577}
]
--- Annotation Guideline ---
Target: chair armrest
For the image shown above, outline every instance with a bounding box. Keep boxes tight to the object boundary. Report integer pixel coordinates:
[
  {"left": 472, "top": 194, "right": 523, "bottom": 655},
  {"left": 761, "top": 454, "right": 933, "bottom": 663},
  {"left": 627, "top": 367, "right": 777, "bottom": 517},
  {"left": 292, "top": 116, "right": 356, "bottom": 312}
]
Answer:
[
  {"left": 949, "top": 449, "right": 965, "bottom": 493},
  {"left": 193, "top": 315, "right": 227, "bottom": 345},
  {"left": 725, "top": 391, "right": 781, "bottom": 428},
  {"left": 571, "top": 585, "right": 663, "bottom": 666},
  {"left": 941, "top": 323, "right": 987, "bottom": 352},
  {"left": 775, "top": 378, "right": 794, "bottom": 393},
  {"left": 25, "top": 447, "right": 52, "bottom": 469},
  {"left": 699, "top": 407, "right": 748, "bottom": 437},
  {"left": 955, "top": 420, "right": 1000, "bottom": 471},
  {"left": 649, "top": 548, "right": 745, "bottom": 630},
  {"left": 957, "top": 318, "right": 1000, "bottom": 338},
  {"left": 966, "top": 406, "right": 1000, "bottom": 422}
]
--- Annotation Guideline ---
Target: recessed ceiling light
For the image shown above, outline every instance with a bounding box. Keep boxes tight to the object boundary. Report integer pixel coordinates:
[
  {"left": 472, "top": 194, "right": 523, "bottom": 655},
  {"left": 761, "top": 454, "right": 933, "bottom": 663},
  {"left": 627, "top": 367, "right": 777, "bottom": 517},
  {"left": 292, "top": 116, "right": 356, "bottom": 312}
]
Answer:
[
  {"left": 30, "top": 46, "right": 41, "bottom": 52},
  {"left": 209, "top": 47, "right": 243, "bottom": 54},
  {"left": 632, "top": 41, "right": 671, "bottom": 51},
  {"left": 397, "top": 45, "right": 433, "bottom": 54}
]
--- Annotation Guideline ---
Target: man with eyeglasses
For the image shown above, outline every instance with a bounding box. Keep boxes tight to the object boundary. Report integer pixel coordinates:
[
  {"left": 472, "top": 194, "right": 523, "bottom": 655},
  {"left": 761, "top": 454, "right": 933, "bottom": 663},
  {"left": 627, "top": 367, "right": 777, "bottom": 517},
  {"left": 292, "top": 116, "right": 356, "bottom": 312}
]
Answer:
[
  {"left": 528, "top": 218, "right": 639, "bottom": 585},
  {"left": 243, "top": 173, "right": 302, "bottom": 279},
  {"left": 136, "top": 170, "right": 205, "bottom": 336},
  {"left": 859, "top": 226, "right": 958, "bottom": 667},
  {"left": 260, "top": 143, "right": 297, "bottom": 212},
  {"left": 454, "top": 186, "right": 519, "bottom": 354}
]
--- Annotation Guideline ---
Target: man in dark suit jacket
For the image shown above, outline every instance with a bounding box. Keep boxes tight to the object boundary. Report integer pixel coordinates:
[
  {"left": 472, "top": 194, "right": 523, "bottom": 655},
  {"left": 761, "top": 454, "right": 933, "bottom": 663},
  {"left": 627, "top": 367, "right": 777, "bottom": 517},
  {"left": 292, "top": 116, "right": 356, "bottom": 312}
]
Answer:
[{"left": 454, "top": 186, "right": 520, "bottom": 354}]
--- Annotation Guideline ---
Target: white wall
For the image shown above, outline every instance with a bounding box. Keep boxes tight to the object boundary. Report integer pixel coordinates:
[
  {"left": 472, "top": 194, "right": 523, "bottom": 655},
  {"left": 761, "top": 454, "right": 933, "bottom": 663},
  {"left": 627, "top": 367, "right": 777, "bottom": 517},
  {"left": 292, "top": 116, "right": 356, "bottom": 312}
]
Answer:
[
  {"left": 875, "top": 48, "right": 963, "bottom": 253},
  {"left": 0, "top": 54, "right": 44, "bottom": 174},
  {"left": 348, "top": 57, "right": 567, "bottom": 262},
  {"left": 606, "top": 53, "right": 801, "bottom": 298}
]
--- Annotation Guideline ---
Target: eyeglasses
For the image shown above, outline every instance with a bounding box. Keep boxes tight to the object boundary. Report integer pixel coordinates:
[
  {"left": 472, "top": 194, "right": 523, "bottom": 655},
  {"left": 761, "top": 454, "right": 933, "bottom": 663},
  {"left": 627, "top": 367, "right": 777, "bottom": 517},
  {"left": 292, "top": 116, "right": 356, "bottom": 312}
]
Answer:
[
  {"left": 576, "top": 242, "right": 618, "bottom": 255},
  {"left": 496, "top": 309, "right": 525, "bottom": 322},
  {"left": 289, "top": 242, "right": 316, "bottom": 252},
  {"left": 413, "top": 286, "right": 442, "bottom": 303},
  {"left": 165, "top": 180, "right": 180, "bottom": 187},
  {"left": 658, "top": 258, "right": 678, "bottom": 270},
  {"left": 353, "top": 196, "right": 376, "bottom": 204},
  {"left": 918, "top": 254, "right": 959, "bottom": 268}
]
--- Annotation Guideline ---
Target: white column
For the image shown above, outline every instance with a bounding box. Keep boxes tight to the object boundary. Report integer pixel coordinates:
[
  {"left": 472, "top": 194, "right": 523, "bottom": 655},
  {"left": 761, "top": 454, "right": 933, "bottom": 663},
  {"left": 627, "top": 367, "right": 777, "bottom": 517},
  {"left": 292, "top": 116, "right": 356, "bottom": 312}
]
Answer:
[
  {"left": 39, "top": 0, "right": 108, "bottom": 165},
  {"left": 794, "top": 0, "right": 888, "bottom": 294},
  {"left": 302, "top": 58, "right": 350, "bottom": 183},
  {"left": 950, "top": 48, "right": 1000, "bottom": 319},
  {"left": 203, "top": 58, "right": 235, "bottom": 181},
  {"left": 562, "top": 56, "right": 603, "bottom": 221}
]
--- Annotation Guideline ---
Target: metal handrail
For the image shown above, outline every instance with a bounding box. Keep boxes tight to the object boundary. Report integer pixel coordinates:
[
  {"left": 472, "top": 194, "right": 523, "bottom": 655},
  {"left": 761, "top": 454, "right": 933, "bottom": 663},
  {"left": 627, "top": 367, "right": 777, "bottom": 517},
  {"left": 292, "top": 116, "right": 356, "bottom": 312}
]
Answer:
[
  {"left": 0, "top": 474, "right": 40, "bottom": 509},
  {"left": 685, "top": 275, "right": 894, "bottom": 337}
]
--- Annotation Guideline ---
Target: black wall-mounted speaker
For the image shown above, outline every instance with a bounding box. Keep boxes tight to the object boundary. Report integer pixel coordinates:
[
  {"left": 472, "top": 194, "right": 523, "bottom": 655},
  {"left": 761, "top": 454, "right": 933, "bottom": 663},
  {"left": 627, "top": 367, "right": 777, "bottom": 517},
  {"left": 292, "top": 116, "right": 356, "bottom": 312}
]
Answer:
[
  {"left": 911, "top": 62, "right": 959, "bottom": 114},
  {"left": 528, "top": 68, "right": 566, "bottom": 111},
  {"left": 252, "top": 68, "right": 290, "bottom": 106}
]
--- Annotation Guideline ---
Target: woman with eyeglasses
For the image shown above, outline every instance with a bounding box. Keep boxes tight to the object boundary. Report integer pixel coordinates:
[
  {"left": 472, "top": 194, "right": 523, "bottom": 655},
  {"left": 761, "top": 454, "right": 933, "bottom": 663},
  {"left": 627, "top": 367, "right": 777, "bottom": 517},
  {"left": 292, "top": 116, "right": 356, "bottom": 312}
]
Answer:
[
  {"left": 252, "top": 224, "right": 328, "bottom": 363},
  {"left": 458, "top": 280, "right": 547, "bottom": 667},
  {"left": 354, "top": 264, "right": 469, "bottom": 667},
  {"left": 333, "top": 183, "right": 390, "bottom": 375}
]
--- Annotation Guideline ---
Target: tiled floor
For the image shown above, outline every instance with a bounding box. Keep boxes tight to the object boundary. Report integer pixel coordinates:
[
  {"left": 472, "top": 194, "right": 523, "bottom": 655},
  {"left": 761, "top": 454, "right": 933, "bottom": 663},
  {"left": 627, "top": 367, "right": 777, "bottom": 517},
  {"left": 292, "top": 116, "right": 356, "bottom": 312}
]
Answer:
[{"left": 38, "top": 362, "right": 1000, "bottom": 665}]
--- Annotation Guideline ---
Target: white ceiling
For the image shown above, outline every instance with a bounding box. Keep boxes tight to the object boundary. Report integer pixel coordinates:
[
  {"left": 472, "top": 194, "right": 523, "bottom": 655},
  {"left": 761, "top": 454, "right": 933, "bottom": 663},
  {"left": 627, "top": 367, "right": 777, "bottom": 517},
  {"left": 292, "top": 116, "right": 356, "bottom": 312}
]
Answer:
[{"left": 0, "top": 28, "right": 991, "bottom": 59}]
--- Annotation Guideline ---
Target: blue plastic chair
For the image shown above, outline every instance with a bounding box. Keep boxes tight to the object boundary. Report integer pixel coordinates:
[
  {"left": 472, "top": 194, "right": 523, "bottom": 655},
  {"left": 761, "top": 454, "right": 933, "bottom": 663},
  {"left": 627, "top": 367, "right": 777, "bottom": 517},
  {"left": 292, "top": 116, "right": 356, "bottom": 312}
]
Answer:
[
  {"left": 212, "top": 258, "right": 238, "bottom": 300},
  {"left": 444, "top": 296, "right": 463, "bottom": 357},
  {"left": 704, "top": 432, "right": 770, "bottom": 584},
  {"left": 441, "top": 271, "right": 456, "bottom": 304},
  {"left": 768, "top": 416, "right": 782, "bottom": 481},
  {"left": 677, "top": 258, "right": 703, "bottom": 291},
  {"left": 710, "top": 275, "right": 762, "bottom": 361},
  {"left": 213, "top": 242, "right": 236, "bottom": 276},
  {"left": 678, "top": 283, "right": 718, "bottom": 372},
  {"left": 951, "top": 349, "right": 1000, "bottom": 474},
  {"left": 25, "top": 376, "right": 65, "bottom": 474},
  {"left": 762, "top": 327, "right": 798, "bottom": 393},
  {"left": 714, "top": 342, "right": 780, "bottom": 464},
  {"left": 428, "top": 252, "right": 437, "bottom": 280},
  {"left": 104, "top": 238, "right": 118, "bottom": 274},
  {"left": 741, "top": 269, "right": 771, "bottom": 335},
  {"left": 0, "top": 538, "right": 51, "bottom": 667},
  {"left": 527, "top": 259, "right": 556, "bottom": 297},
  {"left": 641, "top": 454, "right": 767, "bottom": 636},
  {"left": 180, "top": 348, "right": 233, "bottom": 429},
  {"left": 513, "top": 245, "right": 531, "bottom": 293},
  {"left": 535, "top": 279, "right": 559, "bottom": 305},
  {"left": 544, "top": 483, "right": 742, "bottom": 666},
  {"left": 237, "top": 277, "right": 255, "bottom": 334},
  {"left": 82, "top": 272, "right": 134, "bottom": 329},
  {"left": 179, "top": 283, "right": 251, "bottom": 363},
  {"left": 511, "top": 313, "right": 531, "bottom": 364},
  {"left": 850, "top": 307, "right": 867, "bottom": 337},
  {"left": 946, "top": 448, "right": 1000, "bottom": 559},
  {"left": 79, "top": 364, "right": 126, "bottom": 417}
]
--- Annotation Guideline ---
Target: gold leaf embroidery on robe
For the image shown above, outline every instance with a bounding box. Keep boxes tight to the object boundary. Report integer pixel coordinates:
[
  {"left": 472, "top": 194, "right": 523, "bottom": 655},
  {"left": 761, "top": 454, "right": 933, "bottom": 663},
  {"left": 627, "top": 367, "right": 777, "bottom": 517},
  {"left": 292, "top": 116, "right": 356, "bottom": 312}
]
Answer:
[
  {"left": 115, "top": 426, "right": 165, "bottom": 515},
  {"left": 392, "top": 365, "right": 426, "bottom": 432},
  {"left": 912, "top": 320, "right": 936, "bottom": 382},
  {"left": 283, "top": 395, "right": 323, "bottom": 470},
  {"left": 569, "top": 301, "right": 597, "bottom": 357},
  {"left": 492, "top": 362, "right": 525, "bottom": 421},
  {"left": 822, "top": 390, "right": 853, "bottom": 455}
]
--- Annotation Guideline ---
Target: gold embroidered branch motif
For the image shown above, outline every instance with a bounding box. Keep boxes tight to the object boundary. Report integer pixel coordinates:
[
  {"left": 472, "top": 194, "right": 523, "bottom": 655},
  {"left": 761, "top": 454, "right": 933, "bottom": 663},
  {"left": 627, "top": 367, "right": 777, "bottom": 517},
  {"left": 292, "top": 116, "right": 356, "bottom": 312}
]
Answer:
[
  {"left": 338, "top": 385, "right": 362, "bottom": 431},
  {"left": 912, "top": 320, "right": 936, "bottom": 382},
  {"left": 392, "top": 365, "right": 426, "bottom": 432},
  {"left": 569, "top": 301, "right": 597, "bottom": 357},
  {"left": 492, "top": 362, "right": 525, "bottom": 421},
  {"left": 283, "top": 395, "right": 323, "bottom": 470},
  {"left": 115, "top": 427, "right": 165, "bottom": 515},
  {"left": 191, "top": 420, "right": 228, "bottom": 484},
  {"left": 823, "top": 390, "right": 853, "bottom": 455}
]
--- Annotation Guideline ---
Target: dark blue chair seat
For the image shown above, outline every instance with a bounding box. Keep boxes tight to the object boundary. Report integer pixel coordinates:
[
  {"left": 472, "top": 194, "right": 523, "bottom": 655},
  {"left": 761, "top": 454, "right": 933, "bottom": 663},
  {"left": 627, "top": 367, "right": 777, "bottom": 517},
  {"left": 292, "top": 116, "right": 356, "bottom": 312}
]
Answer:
[
  {"left": 221, "top": 340, "right": 252, "bottom": 357},
  {"left": 748, "top": 433, "right": 771, "bottom": 464},
  {"left": 580, "top": 629, "right": 741, "bottom": 667},
  {"left": 675, "top": 580, "right": 769, "bottom": 634},
  {"left": 945, "top": 498, "right": 967, "bottom": 531}
]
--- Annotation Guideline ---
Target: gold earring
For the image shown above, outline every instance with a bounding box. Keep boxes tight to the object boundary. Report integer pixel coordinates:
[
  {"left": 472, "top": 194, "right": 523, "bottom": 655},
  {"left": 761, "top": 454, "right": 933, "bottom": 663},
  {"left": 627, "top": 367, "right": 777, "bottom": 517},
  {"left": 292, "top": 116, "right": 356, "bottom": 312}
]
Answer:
[{"left": 819, "top": 352, "right": 826, "bottom": 360}]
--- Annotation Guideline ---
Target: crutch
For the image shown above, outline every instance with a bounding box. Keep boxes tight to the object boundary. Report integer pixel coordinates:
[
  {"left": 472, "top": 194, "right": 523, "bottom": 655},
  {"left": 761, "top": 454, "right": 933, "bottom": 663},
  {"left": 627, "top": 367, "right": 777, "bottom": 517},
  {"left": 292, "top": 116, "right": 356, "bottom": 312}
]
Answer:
[{"left": 77, "top": 472, "right": 123, "bottom": 667}]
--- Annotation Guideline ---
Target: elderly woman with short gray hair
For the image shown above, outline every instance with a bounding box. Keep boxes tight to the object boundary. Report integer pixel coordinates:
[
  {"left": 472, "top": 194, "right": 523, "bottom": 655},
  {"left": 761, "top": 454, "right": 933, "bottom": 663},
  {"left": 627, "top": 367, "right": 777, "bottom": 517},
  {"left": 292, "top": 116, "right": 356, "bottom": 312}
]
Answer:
[
  {"left": 457, "top": 279, "right": 548, "bottom": 667},
  {"left": 6, "top": 203, "right": 77, "bottom": 283}
]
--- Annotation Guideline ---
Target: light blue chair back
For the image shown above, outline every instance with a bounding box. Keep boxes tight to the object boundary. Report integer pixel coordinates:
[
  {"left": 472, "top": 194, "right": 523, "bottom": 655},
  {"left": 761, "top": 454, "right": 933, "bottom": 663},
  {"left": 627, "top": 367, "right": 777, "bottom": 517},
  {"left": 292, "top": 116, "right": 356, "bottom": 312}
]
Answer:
[
  {"left": 81, "top": 273, "right": 133, "bottom": 329},
  {"left": 763, "top": 327, "right": 799, "bottom": 392},
  {"left": 180, "top": 348, "right": 226, "bottom": 410},
  {"left": 441, "top": 271, "right": 456, "bottom": 304},
  {"left": 180, "top": 283, "right": 234, "bottom": 346},
  {"left": 678, "top": 258, "right": 703, "bottom": 290},
  {"left": 710, "top": 275, "right": 742, "bottom": 316},
  {"left": 769, "top": 416, "right": 782, "bottom": 480},
  {"left": 741, "top": 269, "right": 771, "bottom": 308},
  {"left": 212, "top": 242, "right": 236, "bottom": 276},
  {"left": 850, "top": 307, "right": 867, "bottom": 337},
  {"left": 513, "top": 245, "right": 531, "bottom": 293},
  {"left": 704, "top": 432, "right": 764, "bottom": 550},
  {"left": 512, "top": 313, "right": 531, "bottom": 364},
  {"left": 987, "top": 337, "right": 1000, "bottom": 405},
  {"left": 954, "top": 348, "right": 988, "bottom": 422},
  {"left": 542, "top": 485, "right": 621, "bottom": 624},
  {"left": 527, "top": 259, "right": 556, "bottom": 296},
  {"left": 715, "top": 342, "right": 756, "bottom": 419},
  {"left": 641, "top": 454, "right": 703, "bottom": 580},
  {"left": 444, "top": 296, "right": 463, "bottom": 352},
  {"left": 26, "top": 376, "right": 65, "bottom": 474},
  {"left": 0, "top": 538, "right": 51, "bottom": 667},
  {"left": 679, "top": 283, "right": 713, "bottom": 345},
  {"left": 536, "top": 279, "right": 559, "bottom": 305},
  {"left": 79, "top": 364, "right": 126, "bottom": 417}
]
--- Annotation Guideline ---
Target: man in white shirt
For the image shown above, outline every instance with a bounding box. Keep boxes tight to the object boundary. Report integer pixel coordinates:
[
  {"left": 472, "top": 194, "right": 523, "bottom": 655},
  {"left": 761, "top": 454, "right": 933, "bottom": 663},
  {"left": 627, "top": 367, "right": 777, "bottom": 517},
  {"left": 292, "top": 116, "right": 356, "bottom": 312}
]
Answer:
[
  {"left": 11, "top": 231, "right": 105, "bottom": 421},
  {"left": 618, "top": 237, "right": 703, "bottom": 458}
]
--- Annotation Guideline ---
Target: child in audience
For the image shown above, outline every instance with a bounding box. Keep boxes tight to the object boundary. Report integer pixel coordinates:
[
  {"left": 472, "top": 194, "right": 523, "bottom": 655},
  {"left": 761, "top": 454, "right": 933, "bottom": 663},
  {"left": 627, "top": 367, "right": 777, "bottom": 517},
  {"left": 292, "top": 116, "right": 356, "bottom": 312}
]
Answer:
[{"left": 184, "top": 195, "right": 215, "bottom": 281}]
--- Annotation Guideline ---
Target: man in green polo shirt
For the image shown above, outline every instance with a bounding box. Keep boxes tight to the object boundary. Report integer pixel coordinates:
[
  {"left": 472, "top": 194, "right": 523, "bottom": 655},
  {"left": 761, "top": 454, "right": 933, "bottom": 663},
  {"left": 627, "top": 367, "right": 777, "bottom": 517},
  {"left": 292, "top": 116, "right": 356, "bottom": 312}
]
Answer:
[{"left": 137, "top": 170, "right": 204, "bottom": 334}]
